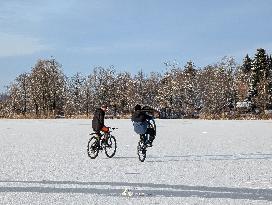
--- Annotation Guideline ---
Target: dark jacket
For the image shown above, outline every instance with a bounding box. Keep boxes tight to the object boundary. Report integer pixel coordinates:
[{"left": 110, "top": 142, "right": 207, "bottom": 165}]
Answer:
[
  {"left": 131, "top": 110, "right": 152, "bottom": 122},
  {"left": 92, "top": 108, "right": 105, "bottom": 131}
]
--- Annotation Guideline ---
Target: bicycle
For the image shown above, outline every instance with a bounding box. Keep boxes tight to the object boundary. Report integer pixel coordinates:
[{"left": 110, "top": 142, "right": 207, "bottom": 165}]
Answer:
[
  {"left": 137, "top": 119, "right": 156, "bottom": 162},
  {"left": 87, "top": 127, "right": 117, "bottom": 159}
]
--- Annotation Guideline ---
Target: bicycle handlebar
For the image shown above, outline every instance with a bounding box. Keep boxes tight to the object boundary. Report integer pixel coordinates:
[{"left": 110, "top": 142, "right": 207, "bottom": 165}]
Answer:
[{"left": 110, "top": 127, "right": 118, "bottom": 130}]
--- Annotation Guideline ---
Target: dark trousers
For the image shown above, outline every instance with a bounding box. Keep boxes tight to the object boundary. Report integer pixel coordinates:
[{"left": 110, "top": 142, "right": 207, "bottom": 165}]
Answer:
[{"left": 140, "top": 128, "right": 155, "bottom": 143}]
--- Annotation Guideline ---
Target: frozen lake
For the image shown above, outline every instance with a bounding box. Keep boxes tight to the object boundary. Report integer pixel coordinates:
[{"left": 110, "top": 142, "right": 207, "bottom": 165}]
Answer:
[{"left": 0, "top": 119, "right": 271, "bottom": 204}]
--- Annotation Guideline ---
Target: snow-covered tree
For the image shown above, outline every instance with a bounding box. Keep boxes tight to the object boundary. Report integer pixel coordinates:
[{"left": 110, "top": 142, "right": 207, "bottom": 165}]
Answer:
[
  {"left": 181, "top": 61, "right": 201, "bottom": 117},
  {"left": 243, "top": 54, "right": 252, "bottom": 73},
  {"left": 29, "top": 58, "right": 66, "bottom": 117},
  {"left": 132, "top": 70, "right": 147, "bottom": 105},
  {"left": 2, "top": 49, "right": 272, "bottom": 119},
  {"left": 82, "top": 74, "right": 96, "bottom": 117},
  {"left": 198, "top": 58, "right": 238, "bottom": 117},
  {"left": 0, "top": 92, "right": 9, "bottom": 118},
  {"left": 250, "top": 48, "right": 270, "bottom": 112},
  {"left": 267, "top": 55, "right": 272, "bottom": 108},
  {"left": 156, "top": 61, "right": 201, "bottom": 118},
  {"left": 88, "top": 66, "right": 116, "bottom": 111},
  {"left": 112, "top": 72, "right": 134, "bottom": 116},
  {"left": 234, "top": 66, "right": 250, "bottom": 103},
  {"left": 156, "top": 71, "right": 174, "bottom": 117},
  {"left": 144, "top": 72, "right": 161, "bottom": 108},
  {"left": 6, "top": 73, "right": 31, "bottom": 117},
  {"left": 65, "top": 73, "right": 86, "bottom": 117},
  {"left": 234, "top": 54, "right": 253, "bottom": 102}
]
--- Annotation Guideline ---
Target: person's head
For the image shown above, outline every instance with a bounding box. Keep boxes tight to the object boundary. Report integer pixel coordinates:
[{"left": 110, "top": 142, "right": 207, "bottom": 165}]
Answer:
[
  {"left": 134, "top": 104, "right": 141, "bottom": 111},
  {"left": 101, "top": 104, "right": 108, "bottom": 112}
]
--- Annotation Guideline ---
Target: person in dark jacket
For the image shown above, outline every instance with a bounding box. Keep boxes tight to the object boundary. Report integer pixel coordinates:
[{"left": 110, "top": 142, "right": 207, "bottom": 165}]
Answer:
[
  {"left": 131, "top": 104, "right": 155, "bottom": 146},
  {"left": 92, "top": 104, "right": 109, "bottom": 138}
]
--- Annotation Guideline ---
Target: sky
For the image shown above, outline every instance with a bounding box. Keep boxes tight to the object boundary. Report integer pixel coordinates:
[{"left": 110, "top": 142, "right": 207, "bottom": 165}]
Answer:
[{"left": 0, "top": 0, "right": 272, "bottom": 92}]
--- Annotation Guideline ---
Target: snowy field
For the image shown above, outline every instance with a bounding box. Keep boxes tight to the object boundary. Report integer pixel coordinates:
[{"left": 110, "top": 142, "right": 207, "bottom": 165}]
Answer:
[{"left": 0, "top": 119, "right": 271, "bottom": 204}]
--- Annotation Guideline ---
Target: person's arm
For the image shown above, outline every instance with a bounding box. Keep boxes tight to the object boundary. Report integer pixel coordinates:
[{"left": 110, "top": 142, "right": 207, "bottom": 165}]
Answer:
[
  {"left": 100, "top": 111, "right": 105, "bottom": 127},
  {"left": 143, "top": 112, "right": 153, "bottom": 121},
  {"left": 131, "top": 112, "right": 136, "bottom": 122},
  {"left": 97, "top": 110, "right": 104, "bottom": 128}
]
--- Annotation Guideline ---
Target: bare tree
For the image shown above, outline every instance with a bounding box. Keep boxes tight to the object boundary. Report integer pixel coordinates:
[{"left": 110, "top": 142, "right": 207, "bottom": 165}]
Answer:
[
  {"left": 65, "top": 72, "right": 86, "bottom": 117},
  {"left": 30, "top": 58, "right": 66, "bottom": 118}
]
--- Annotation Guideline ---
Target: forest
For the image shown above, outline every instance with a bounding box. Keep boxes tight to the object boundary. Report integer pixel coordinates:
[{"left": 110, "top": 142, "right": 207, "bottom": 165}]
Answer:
[{"left": 0, "top": 48, "right": 271, "bottom": 119}]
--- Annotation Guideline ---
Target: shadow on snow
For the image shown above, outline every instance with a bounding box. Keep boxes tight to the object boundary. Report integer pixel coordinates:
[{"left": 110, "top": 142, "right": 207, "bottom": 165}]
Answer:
[
  {"left": 145, "top": 153, "right": 272, "bottom": 163},
  {"left": 0, "top": 180, "right": 271, "bottom": 201}
]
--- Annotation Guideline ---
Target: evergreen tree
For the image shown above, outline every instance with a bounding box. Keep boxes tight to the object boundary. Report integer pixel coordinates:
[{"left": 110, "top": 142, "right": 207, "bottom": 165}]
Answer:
[
  {"left": 219, "top": 56, "right": 239, "bottom": 111},
  {"left": 2, "top": 49, "right": 272, "bottom": 119},
  {"left": 234, "top": 66, "right": 250, "bottom": 102},
  {"left": 251, "top": 48, "right": 270, "bottom": 112},
  {"left": 266, "top": 55, "right": 272, "bottom": 108},
  {"left": 242, "top": 54, "right": 252, "bottom": 73}
]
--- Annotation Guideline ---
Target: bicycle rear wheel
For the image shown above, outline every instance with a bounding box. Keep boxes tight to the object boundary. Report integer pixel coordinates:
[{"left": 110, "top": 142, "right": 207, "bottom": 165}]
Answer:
[
  {"left": 87, "top": 136, "right": 99, "bottom": 159},
  {"left": 104, "top": 135, "right": 117, "bottom": 158},
  {"left": 137, "top": 140, "right": 146, "bottom": 162}
]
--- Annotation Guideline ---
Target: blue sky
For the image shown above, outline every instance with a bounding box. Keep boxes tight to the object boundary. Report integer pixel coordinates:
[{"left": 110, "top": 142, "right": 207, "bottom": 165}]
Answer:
[{"left": 0, "top": 0, "right": 272, "bottom": 92}]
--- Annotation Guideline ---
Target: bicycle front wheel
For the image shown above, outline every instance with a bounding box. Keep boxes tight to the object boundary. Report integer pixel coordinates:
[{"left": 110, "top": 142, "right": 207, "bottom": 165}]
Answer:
[
  {"left": 87, "top": 136, "right": 99, "bottom": 159},
  {"left": 137, "top": 140, "right": 146, "bottom": 162},
  {"left": 105, "top": 135, "right": 117, "bottom": 158}
]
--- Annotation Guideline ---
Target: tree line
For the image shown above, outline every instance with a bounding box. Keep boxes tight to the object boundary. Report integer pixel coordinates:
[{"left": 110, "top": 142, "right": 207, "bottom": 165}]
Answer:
[{"left": 0, "top": 48, "right": 272, "bottom": 119}]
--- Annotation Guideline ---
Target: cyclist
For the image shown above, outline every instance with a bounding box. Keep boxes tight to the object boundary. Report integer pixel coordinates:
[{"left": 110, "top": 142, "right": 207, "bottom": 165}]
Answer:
[
  {"left": 131, "top": 104, "right": 155, "bottom": 146},
  {"left": 92, "top": 104, "right": 110, "bottom": 146}
]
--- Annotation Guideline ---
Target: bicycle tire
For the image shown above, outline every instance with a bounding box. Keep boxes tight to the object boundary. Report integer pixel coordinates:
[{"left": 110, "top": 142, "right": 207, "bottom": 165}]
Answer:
[
  {"left": 87, "top": 136, "right": 99, "bottom": 159},
  {"left": 137, "top": 140, "right": 146, "bottom": 162},
  {"left": 104, "top": 135, "right": 117, "bottom": 158}
]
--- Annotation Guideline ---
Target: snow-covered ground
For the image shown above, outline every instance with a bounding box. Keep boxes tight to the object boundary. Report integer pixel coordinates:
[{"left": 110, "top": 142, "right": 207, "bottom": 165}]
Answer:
[{"left": 0, "top": 119, "right": 271, "bottom": 204}]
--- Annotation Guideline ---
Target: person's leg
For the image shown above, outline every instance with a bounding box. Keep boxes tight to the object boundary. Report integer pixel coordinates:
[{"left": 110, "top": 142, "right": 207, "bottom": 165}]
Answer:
[
  {"left": 140, "top": 134, "right": 145, "bottom": 141},
  {"left": 94, "top": 131, "right": 102, "bottom": 140},
  {"left": 100, "top": 126, "right": 109, "bottom": 144},
  {"left": 93, "top": 131, "right": 103, "bottom": 149},
  {"left": 146, "top": 128, "right": 155, "bottom": 144},
  {"left": 140, "top": 134, "right": 148, "bottom": 144},
  {"left": 101, "top": 126, "right": 109, "bottom": 133}
]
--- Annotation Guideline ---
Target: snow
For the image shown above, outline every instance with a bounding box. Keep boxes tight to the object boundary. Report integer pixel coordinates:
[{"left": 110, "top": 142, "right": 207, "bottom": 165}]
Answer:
[
  {"left": 236, "top": 101, "right": 252, "bottom": 108},
  {"left": 0, "top": 119, "right": 271, "bottom": 204}
]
